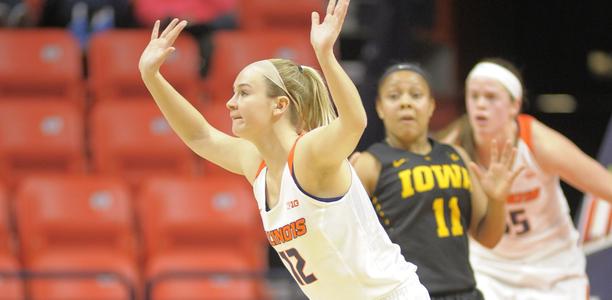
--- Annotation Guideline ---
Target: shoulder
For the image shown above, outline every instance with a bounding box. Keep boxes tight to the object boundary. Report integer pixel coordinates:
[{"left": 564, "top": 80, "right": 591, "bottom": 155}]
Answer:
[
  {"left": 366, "top": 142, "right": 390, "bottom": 157},
  {"left": 441, "top": 142, "right": 473, "bottom": 164},
  {"left": 528, "top": 117, "right": 575, "bottom": 172},
  {"left": 353, "top": 151, "right": 381, "bottom": 196},
  {"left": 354, "top": 151, "right": 381, "bottom": 169}
]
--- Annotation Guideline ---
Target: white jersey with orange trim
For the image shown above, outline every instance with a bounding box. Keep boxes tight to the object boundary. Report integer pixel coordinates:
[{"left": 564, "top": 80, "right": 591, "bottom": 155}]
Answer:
[
  {"left": 253, "top": 153, "right": 427, "bottom": 299},
  {"left": 470, "top": 114, "right": 588, "bottom": 296}
]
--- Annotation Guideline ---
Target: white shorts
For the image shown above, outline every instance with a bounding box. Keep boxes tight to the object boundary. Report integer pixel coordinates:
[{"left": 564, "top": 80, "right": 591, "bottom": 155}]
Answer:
[
  {"left": 378, "top": 273, "right": 430, "bottom": 300},
  {"left": 475, "top": 272, "right": 589, "bottom": 300}
]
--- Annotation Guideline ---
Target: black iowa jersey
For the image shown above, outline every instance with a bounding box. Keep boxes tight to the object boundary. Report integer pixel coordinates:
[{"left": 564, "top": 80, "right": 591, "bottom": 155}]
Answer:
[{"left": 367, "top": 139, "right": 476, "bottom": 296}]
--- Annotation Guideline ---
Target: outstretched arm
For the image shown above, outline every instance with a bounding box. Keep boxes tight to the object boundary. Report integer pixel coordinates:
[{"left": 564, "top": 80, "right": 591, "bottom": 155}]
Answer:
[
  {"left": 296, "top": 0, "right": 366, "bottom": 172},
  {"left": 139, "top": 19, "right": 260, "bottom": 182},
  {"left": 532, "top": 119, "right": 612, "bottom": 203}
]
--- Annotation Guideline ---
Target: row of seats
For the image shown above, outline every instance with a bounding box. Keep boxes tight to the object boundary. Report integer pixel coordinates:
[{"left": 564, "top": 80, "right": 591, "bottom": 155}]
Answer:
[
  {"left": 0, "top": 20, "right": 320, "bottom": 110},
  {"left": 20, "top": 0, "right": 323, "bottom": 32},
  {"left": 0, "top": 175, "right": 267, "bottom": 299},
  {"left": 0, "top": 100, "right": 236, "bottom": 191}
]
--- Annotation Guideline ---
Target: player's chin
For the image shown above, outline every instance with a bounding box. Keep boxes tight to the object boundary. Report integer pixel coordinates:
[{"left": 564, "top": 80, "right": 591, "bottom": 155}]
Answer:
[{"left": 231, "top": 123, "right": 252, "bottom": 139}]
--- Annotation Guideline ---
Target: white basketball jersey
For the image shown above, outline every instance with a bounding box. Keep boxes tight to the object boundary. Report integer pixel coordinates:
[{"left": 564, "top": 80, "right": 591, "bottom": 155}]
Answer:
[
  {"left": 253, "top": 149, "right": 419, "bottom": 299},
  {"left": 470, "top": 115, "right": 586, "bottom": 289}
]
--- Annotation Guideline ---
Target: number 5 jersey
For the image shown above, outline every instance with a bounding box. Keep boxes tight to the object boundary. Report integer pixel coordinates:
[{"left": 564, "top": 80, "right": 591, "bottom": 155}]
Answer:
[
  {"left": 469, "top": 114, "right": 586, "bottom": 290},
  {"left": 253, "top": 139, "right": 426, "bottom": 300}
]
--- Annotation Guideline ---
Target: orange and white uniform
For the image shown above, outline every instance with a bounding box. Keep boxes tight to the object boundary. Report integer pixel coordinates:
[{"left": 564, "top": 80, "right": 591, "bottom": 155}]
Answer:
[
  {"left": 470, "top": 114, "right": 589, "bottom": 300},
  {"left": 253, "top": 138, "right": 429, "bottom": 300}
]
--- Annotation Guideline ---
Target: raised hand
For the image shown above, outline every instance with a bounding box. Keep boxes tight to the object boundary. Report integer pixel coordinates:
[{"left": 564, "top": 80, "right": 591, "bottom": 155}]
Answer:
[
  {"left": 139, "top": 18, "right": 188, "bottom": 77},
  {"left": 310, "top": 0, "right": 350, "bottom": 55},
  {"left": 469, "top": 140, "right": 525, "bottom": 202}
]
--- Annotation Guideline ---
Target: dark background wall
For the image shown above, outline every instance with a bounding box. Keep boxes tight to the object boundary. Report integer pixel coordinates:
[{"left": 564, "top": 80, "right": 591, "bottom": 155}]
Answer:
[{"left": 454, "top": 0, "right": 612, "bottom": 219}]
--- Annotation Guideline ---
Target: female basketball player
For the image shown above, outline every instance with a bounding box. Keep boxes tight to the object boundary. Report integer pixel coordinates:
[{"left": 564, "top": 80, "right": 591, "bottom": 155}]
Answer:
[
  {"left": 352, "top": 63, "right": 523, "bottom": 299},
  {"left": 438, "top": 58, "right": 612, "bottom": 299},
  {"left": 138, "top": 0, "right": 429, "bottom": 299}
]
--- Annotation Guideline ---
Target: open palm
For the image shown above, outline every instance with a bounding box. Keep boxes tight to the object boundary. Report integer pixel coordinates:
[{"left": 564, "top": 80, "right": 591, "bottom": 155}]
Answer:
[
  {"left": 310, "top": 0, "right": 350, "bottom": 54},
  {"left": 470, "top": 140, "right": 525, "bottom": 202},
  {"left": 139, "top": 18, "right": 188, "bottom": 76}
]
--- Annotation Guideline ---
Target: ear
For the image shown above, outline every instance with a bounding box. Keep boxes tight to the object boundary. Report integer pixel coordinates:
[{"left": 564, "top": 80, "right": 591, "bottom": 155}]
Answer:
[
  {"left": 428, "top": 97, "right": 436, "bottom": 118},
  {"left": 375, "top": 98, "right": 384, "bottom": 120},
  {"left": 272, "top": 96, "right": 290, "bottom": 117},
  {"left": 511, "top": 97, "right": 522, "bottom": 118}
]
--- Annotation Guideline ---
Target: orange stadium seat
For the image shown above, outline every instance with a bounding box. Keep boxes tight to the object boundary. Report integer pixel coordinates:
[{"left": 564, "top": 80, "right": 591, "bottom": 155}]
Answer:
[
  {"left": 138, "top": 176, "right": 266, "bottom": 300},
  {"left": 147, "top": 252, "right": 262, "bottom": 300},
  {"left": 88, "top": 29, "right": 201, "bottom": 106},
  {"left": 138, "top": 176, "right": 266, "bottom": 267},
  {"left": 0, "top": 102, "right": 86, "bottom": 188},
  {"left": 237, "top": 0, "right": 324, "bottom": 31},
  {"left": 14, "top": 175, "right": 138, "bottom": 300},
  {"left": 203, "top": 30, "right": 318, "bottom": 104},
  {"left": 90, "top": 101, "right": 197, "bottom": 189},
  {"left": 0, "top": 254, "right": 23, "bottom": 300},
  {"left": 0, "top": 29, "right": 84, "bottom": 109},
  {"left": 0, "top": 182, "right": 24, "bottom": 300},
  {"left": 0, "top": 183, "right": 14, "bottom": 256}
]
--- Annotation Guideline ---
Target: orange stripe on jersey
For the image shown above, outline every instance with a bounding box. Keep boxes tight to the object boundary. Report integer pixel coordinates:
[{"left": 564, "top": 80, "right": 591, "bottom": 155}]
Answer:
[
  {"left": 583, "top": 198, "right": 597, "bottom": 242},
  {"left": 518, "top": 114, "right": 535, "bottom": 152},
  {"left": 255, "top": 160, "right": 266, "bottom": 178},
  {"left": 507, "top": 188, "right": 540, "bottom": 204},
  {"left": 586, "top": 284, "right": 590, "bottom": 300},
  {"left": 288, "top": 135, "right": 305, "bottom": 173}
]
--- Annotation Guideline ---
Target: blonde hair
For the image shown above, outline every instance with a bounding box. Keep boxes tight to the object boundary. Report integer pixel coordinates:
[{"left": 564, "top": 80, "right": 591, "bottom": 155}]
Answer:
[{"left": 267, "top": 59, "right": 337, "bottom": 132}]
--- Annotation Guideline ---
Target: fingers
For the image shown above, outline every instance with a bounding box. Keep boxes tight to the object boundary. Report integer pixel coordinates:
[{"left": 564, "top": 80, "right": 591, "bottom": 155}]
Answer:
[
  {"left": 509, "top": 165, "right": 526, "bottom": 184},
  {"left": 490, "top": 139, "right": 499, "bottom": 164},
  {"left": 505, "top": 146, "right": 517, "bottom": 170},
  {"left": 151, "top": 20, "right": 160, "bottom": 40},
  {"left": 499, "top": 140, "right": 513, "bottom": 165},
  {"left": 160, "top": 18, "right": 180, "bottom": 38},
  {"left": 166, "top": 20, "right": 188, "bottom": 46},
  {"left": 311, "top": 11, "right": 320, "bottom": 26},
  {"left": 159, "top": 46, "right": 176, "bottom": 62},
  {"left": 326, "top": 0, "right": 337, "bottom": 15},
  {"left": 335, "top": 0, "right": 350, "bottom": 26}
]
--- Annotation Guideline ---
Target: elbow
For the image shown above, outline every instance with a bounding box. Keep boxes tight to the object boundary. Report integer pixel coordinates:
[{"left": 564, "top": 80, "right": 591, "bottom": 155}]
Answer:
[
  {"left": 357, "top": 117, "right": 367, "bottom": 133},
  {"left": 479, "top": 239, "right": 499, "bottom": 249},
  {"left": 476, "top": 234, "right": 502, "bottom": 249},
  {"left": 353, "top": 113, "right": 368, "bottom": 133}
]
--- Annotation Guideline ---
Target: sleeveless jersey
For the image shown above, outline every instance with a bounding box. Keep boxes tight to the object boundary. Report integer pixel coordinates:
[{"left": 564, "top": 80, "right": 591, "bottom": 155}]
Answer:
[
  {"left": 367, "top": 139, "right": 476, "bottom": 295},
  {"left": 253, "top": 141, "right": 419, "bottom": 299},
  {"left": 470, "top": 114, "right": 586, "bottom": 288}
]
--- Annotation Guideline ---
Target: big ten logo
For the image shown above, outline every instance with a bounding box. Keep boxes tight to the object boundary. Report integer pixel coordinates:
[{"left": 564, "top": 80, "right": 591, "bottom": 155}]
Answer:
[{"left": 287, "top": 199, "right": 300, "bottom": 210}]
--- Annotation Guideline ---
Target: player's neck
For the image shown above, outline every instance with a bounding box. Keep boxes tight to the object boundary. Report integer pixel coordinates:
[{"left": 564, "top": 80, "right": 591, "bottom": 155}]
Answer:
[
  {"left": 254, "top": 126, "right": 299, "bottom": 174},
  {"left": 386, "top": 133, "right": 431, "bottom": 155},
  {"left": 474, "top": 122, "right": 518, "bottom": 167}
]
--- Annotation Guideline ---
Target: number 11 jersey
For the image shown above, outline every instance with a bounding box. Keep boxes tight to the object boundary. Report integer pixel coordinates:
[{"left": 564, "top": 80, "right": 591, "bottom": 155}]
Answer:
[{"left": 367, "top": 138, "right": 476, "bottom": 295}]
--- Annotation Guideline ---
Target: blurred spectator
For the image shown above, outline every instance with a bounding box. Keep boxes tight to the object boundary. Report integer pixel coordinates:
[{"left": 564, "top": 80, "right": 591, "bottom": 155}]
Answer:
[
  {"left": 133, "top": 0, "right": 238, "bottom": 76},
  {"left": 40, "top": 0, "right": 132, "bottom": 27},
  {"left": 39, "top": 0, "right": 133, "bottom": 49},
  {"left": 133, "top": 0, "right": 236, "bottom": 28},
  {"left": 0, "top": 0, "right": 29, "bottom": 26}
]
